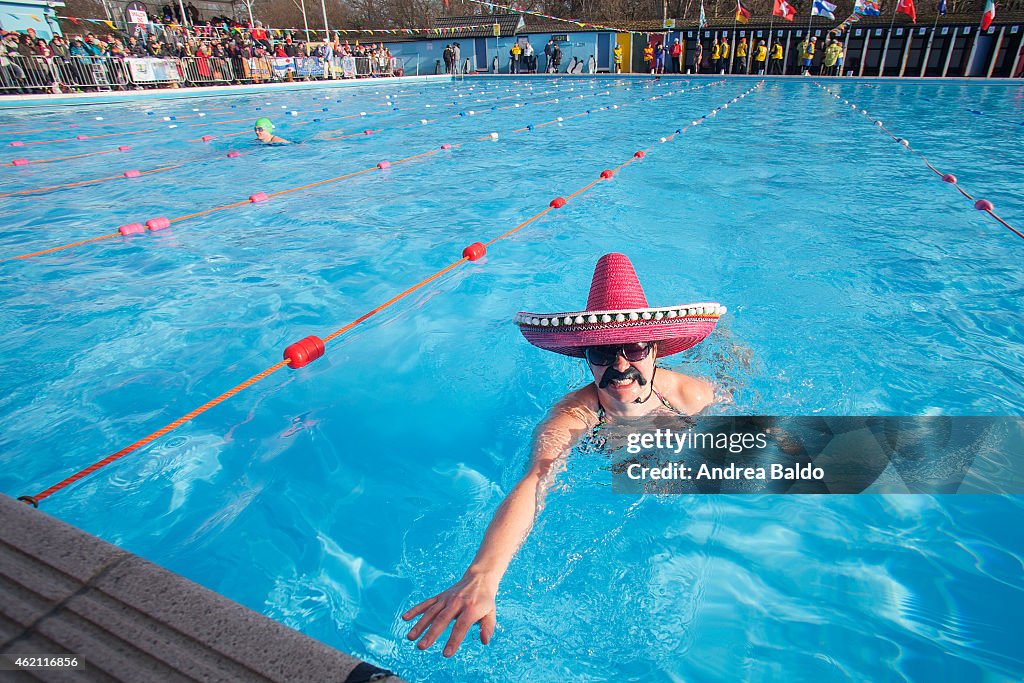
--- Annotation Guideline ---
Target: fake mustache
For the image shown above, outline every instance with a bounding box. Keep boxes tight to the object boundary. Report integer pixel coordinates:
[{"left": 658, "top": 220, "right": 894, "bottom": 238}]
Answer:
[{"left": 599, "top": 365, "right": 648, "bottom": 389}]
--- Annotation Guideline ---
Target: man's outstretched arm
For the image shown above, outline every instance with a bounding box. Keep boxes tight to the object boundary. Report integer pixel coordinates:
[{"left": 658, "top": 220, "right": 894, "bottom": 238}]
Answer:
[{"left": 401, "top": 398, "right": 592, "bottom": 657}]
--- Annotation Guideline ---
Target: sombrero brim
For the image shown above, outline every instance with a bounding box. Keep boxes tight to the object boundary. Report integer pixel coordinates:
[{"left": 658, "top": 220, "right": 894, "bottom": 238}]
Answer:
[{"left": 516, "top": 303, "right": 725, "bottom": 358}]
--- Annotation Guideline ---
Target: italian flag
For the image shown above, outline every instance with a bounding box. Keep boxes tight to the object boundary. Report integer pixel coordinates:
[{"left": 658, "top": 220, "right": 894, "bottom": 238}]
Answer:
[{"left": 981, "top": 0, "right": 995, "bottom": 30}]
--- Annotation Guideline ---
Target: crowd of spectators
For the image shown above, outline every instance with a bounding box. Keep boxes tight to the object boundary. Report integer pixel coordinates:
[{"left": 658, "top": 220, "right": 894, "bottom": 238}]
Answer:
[{"left": 0, "top": 14, "right": 400, "bottom": 94}]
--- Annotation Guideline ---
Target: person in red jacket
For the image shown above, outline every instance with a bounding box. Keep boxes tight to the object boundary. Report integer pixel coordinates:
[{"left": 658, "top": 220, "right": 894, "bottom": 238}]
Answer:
[{"left": 669, "top": 39, "right": 682, "bottom": 74}]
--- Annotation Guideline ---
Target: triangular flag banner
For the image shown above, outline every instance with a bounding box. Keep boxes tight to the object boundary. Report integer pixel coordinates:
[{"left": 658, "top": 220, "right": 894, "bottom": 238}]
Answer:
[{"left": 897, "top": 0, "right": 916, "bottom": 22}]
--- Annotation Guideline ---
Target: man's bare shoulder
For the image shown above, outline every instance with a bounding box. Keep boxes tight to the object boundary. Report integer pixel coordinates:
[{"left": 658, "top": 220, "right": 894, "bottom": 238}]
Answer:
[
  {"left": 657, "top": 368, "right": 715, "bottom": 414},
  {"left": 543, "top": 384, "right": 600, "bottom": 427}
]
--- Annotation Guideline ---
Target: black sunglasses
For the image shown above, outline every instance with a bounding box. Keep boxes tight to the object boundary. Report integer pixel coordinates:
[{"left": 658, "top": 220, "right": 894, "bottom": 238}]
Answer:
[{"left": 584, "top": 342, "right": 653, "bottom": 366}]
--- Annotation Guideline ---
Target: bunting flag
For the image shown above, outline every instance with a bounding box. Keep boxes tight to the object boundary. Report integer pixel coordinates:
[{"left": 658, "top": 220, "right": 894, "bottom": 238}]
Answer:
[
  {"left": 700, "top": 0, "right": 708, "bottom": 27},
  {"left": 854, "top": 0, "right": 881, "bottom": 15},
  {"left": 897, "top": 0, "right": 917, "bottom": 22},
  {"left": 735, "top": 0, "right": 751, "bottom": 24},
  {"left": 54, "top": 14, "right": 484, "bottom": 38},
  {"left": 938, "top": 0, "right": 946, "bottom": 15},
  {"left": 773, "top": 0, "right": 797, "bottom": 21},
  {"left": 980, "top": 0, "right": 995, "bottom": 29},
  {"left": 812, "top": 0, "right": 837, "bottom": 19},
  {"left": 464, "top": 0, "right": 640, "bottom": 34}
]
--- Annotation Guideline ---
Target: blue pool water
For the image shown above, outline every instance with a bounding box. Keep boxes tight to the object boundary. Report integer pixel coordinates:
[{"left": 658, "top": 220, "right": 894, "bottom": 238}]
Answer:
[{"left": 1, "top": 76, "right": 1022, "bottom": 681}]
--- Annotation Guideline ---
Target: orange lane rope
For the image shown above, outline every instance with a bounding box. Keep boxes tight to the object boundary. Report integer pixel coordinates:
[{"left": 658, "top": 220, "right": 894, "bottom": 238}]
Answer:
[
  {"left": 18, "top": 83, "right": 761, "bottom": 507},
  {"left": 19, "top": 129, "right": 156, "bottom": 146},
  {"left": 0, "top": 165, "right": 180, "bottom": 199},
  {"left": 2, "top": 147, "right": 127, "bottom": 167},
  {"left": 814, "top": 83, "right": 1022, "bottom": 242}
]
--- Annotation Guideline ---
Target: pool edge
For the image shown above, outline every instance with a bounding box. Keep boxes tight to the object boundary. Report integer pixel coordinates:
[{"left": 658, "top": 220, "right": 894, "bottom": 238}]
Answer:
[
  {"left": 0, "top": 493, "right": 406, "bottom": 682},
  {"left": 0, "top": 75, "right": 452, "bottom": 109}
]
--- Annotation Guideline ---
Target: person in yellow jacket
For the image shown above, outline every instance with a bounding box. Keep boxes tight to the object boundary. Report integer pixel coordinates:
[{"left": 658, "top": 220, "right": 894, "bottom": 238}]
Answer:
[
  {"left": 710, "top": 38, "right": 721, "bottom": 73},
  {"left": 800, "top": 35, "right": 816, "bottom": 75},
  {"left": 613, "top": 44, "right": 623, "bottom": 73},
  {"left": 769, "top": 39, "right": 783, "bottom": 74},
  {"left": 643, "top": 43, "right": 654, "bottom": 73},
  {"left": 754, "top": 39, "right": 767, "bottom": 75},
  {"left": 719, "top": 36, "right": 730, "bottom": 73},
  {"left": 509, "top": 41, "right": 522, "bottom": 74},
  {"left": 823, "top": 39, "right": 841, "bottom": 76},
  {"left": 735, "top": 37, "right": 748, "bottom": 74}
]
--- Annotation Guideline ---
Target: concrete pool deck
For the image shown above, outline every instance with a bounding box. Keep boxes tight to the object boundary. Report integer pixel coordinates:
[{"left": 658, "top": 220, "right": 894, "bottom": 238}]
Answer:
[{"left": 0, "top": 494, "right": 405, "bottom": 682}]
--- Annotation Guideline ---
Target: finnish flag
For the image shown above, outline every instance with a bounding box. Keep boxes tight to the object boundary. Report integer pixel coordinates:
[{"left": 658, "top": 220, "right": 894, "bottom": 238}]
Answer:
[{"left": 812, "top": 0, "right": 837, "bottom": 18}]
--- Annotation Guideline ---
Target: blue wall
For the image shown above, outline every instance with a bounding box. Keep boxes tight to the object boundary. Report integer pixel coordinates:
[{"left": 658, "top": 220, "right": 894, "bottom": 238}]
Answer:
[
  {"left": 383, "top": 32, "right": 611, "bottom": 76},
  {"left": 0, "top": 0, "right": 62, "bottom": 39}
]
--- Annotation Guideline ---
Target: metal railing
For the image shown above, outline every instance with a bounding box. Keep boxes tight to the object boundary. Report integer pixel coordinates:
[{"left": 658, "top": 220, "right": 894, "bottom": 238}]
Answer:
[{"left": 0, "top": 52, "right": 416, "bottom": 94}]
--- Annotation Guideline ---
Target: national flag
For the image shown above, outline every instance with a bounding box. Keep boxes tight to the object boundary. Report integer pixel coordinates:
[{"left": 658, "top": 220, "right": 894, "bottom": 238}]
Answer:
[
  {"left": 981, "top": 0, "right": 995, "bottom": 29},
  {"left": 812, "top": 0, "right": 837, "bottom": 19},
  {"left": 700, "top": 1, "right": 708, "bottom": 27},
  {"left": 937, "top": 0, "right": 946, "bottom": 15},
  {"left": 773, "top": 0, "right": 797, "bottom": 20},
  {"left": 854, "top": 0, "right": 881, "bottom": 14},
  {"left": 897, "top": 0, "right": 916, "bottom": 21},
  {"left": 735, "top": 0, "right": 751, "bottom": 23}
]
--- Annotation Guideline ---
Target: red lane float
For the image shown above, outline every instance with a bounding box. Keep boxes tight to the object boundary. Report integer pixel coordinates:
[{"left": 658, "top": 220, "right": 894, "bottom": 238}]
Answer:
[
  {"left": 600, "top": 169, "right": 614, "bottom": 179},
  {"left": 118, "top": 223, "right": 145, "bottom": 236},
  {"left": 11, "top": 141, "right": 25, "bottom": 146},
  {"left": 12, "top": 159, "right": 28, "bottom": 166},
  {"left": 118, "top": 145, "right": 131, "bottom": 152},
  {"left": 123, "top": 170, "right": 141, "bottom": 178},
  {"left": 975, "top": 199, "right": 994, "bottom": 212},
  {"left": 634, "top": 151, "right": 646, "bottom": 158},
  {"left": 549, "top": 197, "right": 567, "bottom": 208},
  {"left": 146, "top": 216, "right": 170, "bottom": 231},
  {"left": 284, "top": 335, "right": 325, "bottom": 369},
  {"left": 227, "top": 151, "right": 241, "bottom": 158},
  {"left": 462, "top": 242, "right": 486, "bottom": 261},
  {"left": 377, "top": 161, "right": 391, "bottom": 170},
  {"left": 942, "top": 174, "right": 957, "bottom": 184},
  {"left": 441, "top": 143, "right": 452, "bottom": 150},
  {"left": 249, "top": 192, "right": 269, "bottom": 203},
  {"left": 201, "top": 135, "right": 215, "bottom": 142}
]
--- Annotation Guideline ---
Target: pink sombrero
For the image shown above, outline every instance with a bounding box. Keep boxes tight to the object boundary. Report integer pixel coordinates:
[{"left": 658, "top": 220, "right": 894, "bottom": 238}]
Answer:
[{"left": 515, "top": 253, "right": 725, "bottom": 358}]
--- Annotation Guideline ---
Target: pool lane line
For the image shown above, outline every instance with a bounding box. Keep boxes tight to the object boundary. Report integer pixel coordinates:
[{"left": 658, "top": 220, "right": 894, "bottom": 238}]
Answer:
[
  {"left": 0, "top": 90, "right": 427, "bottom": 136},
  {"left": 13, "top": 129, "right": 158, "bottom": 147},
  {"left": 16, "top": 83, "right": 760, "bottom": 508},
  {"left": 195, "top": 80, "right": 640, "bottom": 143},
  {"left": 1, "top": 81, "right": 719, "bottom": 262},
  {"left": 318, "top": 79, "right": 669, "bottom": 141},
  {"left": 1, "top": 146, "right": 133, "bottom": 167},
  {"left": 0, "top": 164, "right": 181, "bottom": 199},
  {"left": 814, "top": 83, "right": 1023, "bottom": 242}
]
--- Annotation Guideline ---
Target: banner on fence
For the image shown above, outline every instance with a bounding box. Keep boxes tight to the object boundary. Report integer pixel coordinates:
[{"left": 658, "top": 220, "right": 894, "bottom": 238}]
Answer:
[
  {"left": 124, "top": 57, "right": 181, "bottom": 82},
  {"left": 294, "top": 56, "right": 325, "bottom": 77}
]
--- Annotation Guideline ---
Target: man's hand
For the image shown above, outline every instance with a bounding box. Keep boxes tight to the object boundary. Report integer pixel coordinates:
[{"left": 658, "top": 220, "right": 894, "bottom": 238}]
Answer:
[{"left": 402, "top": 571, "right": 498, "bottom": 657}]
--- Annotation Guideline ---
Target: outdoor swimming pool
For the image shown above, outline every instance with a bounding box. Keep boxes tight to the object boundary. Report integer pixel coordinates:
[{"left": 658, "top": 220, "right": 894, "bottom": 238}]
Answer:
[{"left": 0, "top": 76, "right": 1022, "bottom": 681}]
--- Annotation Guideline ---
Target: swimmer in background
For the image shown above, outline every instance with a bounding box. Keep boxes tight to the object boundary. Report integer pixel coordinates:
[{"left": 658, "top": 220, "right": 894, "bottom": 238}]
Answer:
[{"left": 254, "top": 117, "right": 290, "bottom": 144}]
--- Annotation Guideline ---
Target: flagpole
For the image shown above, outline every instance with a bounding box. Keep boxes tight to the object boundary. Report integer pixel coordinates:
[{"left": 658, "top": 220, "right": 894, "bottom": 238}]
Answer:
[
  {"left": 730, "top": 5, "right": 737, "bottom": 73},
  {"left": 879, "top": 0, "right": 900, "bottom": 75},
  {"left": 767, "top": 13, "right": 775, "bottom": 74},
  {"left": 920, "top": 5, "right": 940, "bottom": 76}
]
